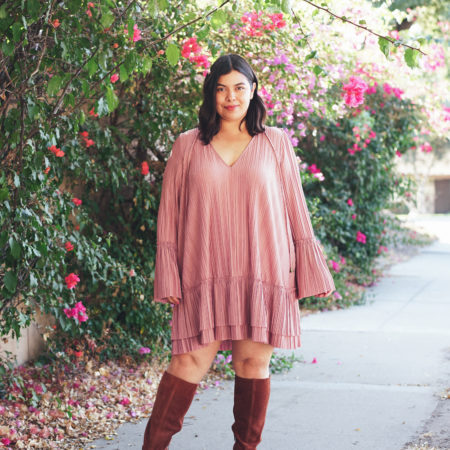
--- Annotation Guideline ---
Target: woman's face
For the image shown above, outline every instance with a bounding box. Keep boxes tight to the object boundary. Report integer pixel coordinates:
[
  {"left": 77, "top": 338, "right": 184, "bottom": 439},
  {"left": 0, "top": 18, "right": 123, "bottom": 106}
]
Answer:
[{"left": 215, "top": 69, "right": 256, "bottom": 125}]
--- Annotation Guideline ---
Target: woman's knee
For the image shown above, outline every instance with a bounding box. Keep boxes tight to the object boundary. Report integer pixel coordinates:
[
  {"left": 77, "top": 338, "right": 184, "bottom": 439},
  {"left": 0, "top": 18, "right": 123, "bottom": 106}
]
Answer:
[
  {"left": 232, "top": 356, "right": 270, "bottom": 378},
  {"left": 167, "top": 340, "right": 221, "bottom": 383}
]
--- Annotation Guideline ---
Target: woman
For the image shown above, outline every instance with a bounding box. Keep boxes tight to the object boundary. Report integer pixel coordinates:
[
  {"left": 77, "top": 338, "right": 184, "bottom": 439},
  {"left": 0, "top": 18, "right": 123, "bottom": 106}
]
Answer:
[{"left": 142, "top": 53, "right": 335, "bottom": 450}]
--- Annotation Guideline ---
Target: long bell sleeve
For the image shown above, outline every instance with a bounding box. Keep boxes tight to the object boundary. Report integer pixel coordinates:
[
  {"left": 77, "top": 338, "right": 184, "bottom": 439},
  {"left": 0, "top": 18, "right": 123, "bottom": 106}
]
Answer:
[
  {"left": 153, "top": 135, "right": 183, "bottom": 304},
  {"left": 279, "top": 130, "right": 336, "bottom": 300}
]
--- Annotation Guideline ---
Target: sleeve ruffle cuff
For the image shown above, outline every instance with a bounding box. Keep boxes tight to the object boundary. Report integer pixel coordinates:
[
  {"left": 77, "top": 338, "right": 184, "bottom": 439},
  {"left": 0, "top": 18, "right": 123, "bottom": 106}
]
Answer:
[
  {"left": 294, "top": 238, "right": 336, "bottom": 300},
  {"left": 153, "top": 242, "right": 182, "bottom": 303}
]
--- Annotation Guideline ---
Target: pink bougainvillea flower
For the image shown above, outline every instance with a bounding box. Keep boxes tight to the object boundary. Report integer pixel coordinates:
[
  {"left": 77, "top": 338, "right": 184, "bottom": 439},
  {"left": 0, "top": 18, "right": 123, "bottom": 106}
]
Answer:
[
  {"left": 268, "top": 12, "right": 286, "bottom": 28},
  {"left": 347, "top": 147, "right": 356, "bottom": 155},
  {"left": 110, "top": 73, "right": 119, "bottom": 83},
  {"left": 422, "top": 43, "right": 445, "bottom": 72},
  {"left": 65, "top": 241, "right": 74, "bottom": 251},
  {"left": 340, "top": 256, "right": 346, "bottom": 265},
  {"left": 1, "top": 438, "right": 11, "bottom": 446},
  {"left": 89, "top": 107, "right": 99, "bottom": 117},
  {"left": 80, "top": 131, "right": 89, "bottom": 138},
  {"left": 342, "top": 76, "right": 368, "bottom": 108},
  {"left": 141, "top": 161, "right": 149, "bottom": 175},
  {"left": 319, "top": 135, "right": 325, "bottom": 141},
  {"left": 65, "top": 273, "right": 80, "bottom": 289},
  {"left": 64, "top": 307, "right": 77, "bottom": 318},
  {"left": 351, "top": 214, "right": 357, "bottom": 220},
  {"left": 72, "top": 197, "right": 82, "bottom": 206},
  {"left": 64, "top": 301, "right": 88, "bottom": 323},
  {"left": 335, "top": 122, "right": 340, "bottom": 127},
  {"left": 420, "top": 142, "right": 433, "bottom": 153},
  {"left": 181, "top": 36, "right": 210, "bottom": 70},
  {"left": 330, "top": 260, "right": 340, "bottom": 272},
  {"left": 333, "top": 291, "right": 343, "bottom": 300},
  {"left": 307, "top": 164, "right": 320, "bottom": 174},
  {"left": 356, "top": 231, "right": 367, "bottom": 244},
  {"left": 311, "top": 357, "right": 317, "bottom": 364},
  {"left": 138, "top": 347, "right": 151, "bottom": 355},
  {"left": 132, "top": 24, "right": 142, "bottom": 42},
  {"left": 347, "top": 198, "right": 353, "bottom": 206},
  {"left": 392, "top": 87, "right": 404, "bottom": 99},
  {"left": 383, "top": 82, "right": 393, "bottom": 95},
  {"left": 396, "top": 151, "right": 402, "bottom": 157},
  {"left": 129, "top": 268, "right": 136, "bottom": 277}
]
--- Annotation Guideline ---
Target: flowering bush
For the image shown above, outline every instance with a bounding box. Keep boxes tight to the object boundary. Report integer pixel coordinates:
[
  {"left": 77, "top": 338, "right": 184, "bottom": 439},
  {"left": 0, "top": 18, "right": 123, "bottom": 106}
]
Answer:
[{"left": 0, "top": 0, "right": 446, "bottom": 365}]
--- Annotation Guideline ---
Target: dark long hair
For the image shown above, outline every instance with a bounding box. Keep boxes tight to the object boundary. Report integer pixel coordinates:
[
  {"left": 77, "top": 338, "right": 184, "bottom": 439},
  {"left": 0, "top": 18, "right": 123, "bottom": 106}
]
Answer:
[{"left": 197, "top": 53, "right": 266, "bottom": 145}]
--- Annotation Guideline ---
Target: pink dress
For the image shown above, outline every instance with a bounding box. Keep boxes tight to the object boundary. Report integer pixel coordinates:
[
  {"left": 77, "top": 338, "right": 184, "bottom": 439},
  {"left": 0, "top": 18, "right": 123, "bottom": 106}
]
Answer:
[{"left": 153, "top": 126, "right": 335, "bottom": 355}]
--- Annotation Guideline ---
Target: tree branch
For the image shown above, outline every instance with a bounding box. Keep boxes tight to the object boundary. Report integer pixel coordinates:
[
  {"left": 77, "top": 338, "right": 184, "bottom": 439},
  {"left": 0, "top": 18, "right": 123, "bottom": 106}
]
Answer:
[{"left": 298, "top": 0, "right": 427, "bottom": 56}]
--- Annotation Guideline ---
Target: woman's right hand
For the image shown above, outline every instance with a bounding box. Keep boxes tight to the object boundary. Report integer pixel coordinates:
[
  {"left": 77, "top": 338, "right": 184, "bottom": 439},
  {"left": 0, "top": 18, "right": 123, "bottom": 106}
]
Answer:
[{"left": 164, "top": 296, "right": 180, "bottom": 305}]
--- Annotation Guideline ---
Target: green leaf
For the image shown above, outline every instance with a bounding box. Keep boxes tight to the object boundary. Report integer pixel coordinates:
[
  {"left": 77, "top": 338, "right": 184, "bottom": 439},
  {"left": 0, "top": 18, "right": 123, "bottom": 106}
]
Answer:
[
  {"left": 100, "top": 10, "right": 115, "bottom": 28},
  {"left": 358, "top": 19, "right": 366, "bottom": 25},
  {"left": 2, "top": 39, "right": 14, "bottom": 57},
  {"left": 79, "top": 109, "right": 86, "bottom": 125},
  {"left": 10, "top": 239, "right": 21, "bottom": 259},
  {"left": 141, "top": 55, "right": 152, "bottom": 74},
  {"left": 166, "top": 43, "right": 180, "bottom": 66},
  {"left": 127, "top": 18, "right": 134, "bottom": 38},
  {"left": 12, "top": 22, "right": 23, "bottom": 42},
  {"left": 120, "top": 64, "right": 129, "bottom": 82},
  {"left": 378, "top": 36, "right": 391, "bottom": 58},
  {"left": 47, "top": 75, "right": 63, "bottom": 97},
  {"left": 26, "top": 0, "right": 40, "bottom": 19},
  {"left": 106, "top": 86, "right": 119, "bottom": 112},
  {"left": 0, "top": 231, "right": 7, "bottom": 247},
  {"left": 196, "top": 26, "right": 209, "bottom": 41},
  {"left": 4, "top": 271, "right": 18, "bottom": 293},
  {"left": 0, "top": 4, "right": 6, "bottom": 19},
  {"left": 313, "top": 65, "right": 323, "bottom": 75},
  {"left": 98, "top": 52, "right": 108, "bottom": 70},
  {"left": 305, "top": 50, "right": 317, "bottom": 61},
  {"left": 87, "top": 59, "right": 97, "bottom": 78},
  {"left": 404, "top": 48, "right": 419, "bottom": 68},
  {"left": 281, "top": 0, "right": 291, "bottom": 14},
  {"left": 210, "top": 9, "right": 227, "bottom": 30},
  {"left": 0, "top": 187, "right": 8, "bottom": 202},
  {"left": 157, "top": 0, "right": 169, "bottom": 11},
  {"left": 66, "top": 0, "right": 82, "bottom": 13},
  {"left": 63, "top": 92, "right": 75, "bottom": 107}
]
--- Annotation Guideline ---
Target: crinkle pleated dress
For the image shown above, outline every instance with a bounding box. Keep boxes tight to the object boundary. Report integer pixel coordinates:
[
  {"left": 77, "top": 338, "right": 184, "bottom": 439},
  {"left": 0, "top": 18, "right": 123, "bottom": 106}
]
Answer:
[{"left": 153, "top": 125, "right": 335, "bottom": 355}]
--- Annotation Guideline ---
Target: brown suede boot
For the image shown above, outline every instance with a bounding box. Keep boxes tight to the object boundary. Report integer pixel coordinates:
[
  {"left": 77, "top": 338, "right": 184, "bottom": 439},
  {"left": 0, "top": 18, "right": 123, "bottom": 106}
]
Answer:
[
  {"left": 142, "top": 370, "right": 198, "bottom": 450},
  {"left": 231, "top": 374, "right": 271, "bottom": 450}
]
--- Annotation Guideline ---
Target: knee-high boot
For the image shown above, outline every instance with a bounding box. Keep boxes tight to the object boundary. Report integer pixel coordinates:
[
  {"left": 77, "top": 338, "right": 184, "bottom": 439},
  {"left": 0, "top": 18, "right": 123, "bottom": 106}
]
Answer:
[
  {"left": 231, "top": 374, "right": 271, "bottom": 450},
  {"left": 142, "top": 370, "right": 198, "bottom": 450}
]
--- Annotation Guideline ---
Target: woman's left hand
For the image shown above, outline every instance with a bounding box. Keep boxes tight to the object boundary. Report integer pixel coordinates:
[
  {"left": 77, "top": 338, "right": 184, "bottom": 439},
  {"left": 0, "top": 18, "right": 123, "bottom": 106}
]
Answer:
[{"left": 315, "top": 289, "right": 334, "bottom": 298}]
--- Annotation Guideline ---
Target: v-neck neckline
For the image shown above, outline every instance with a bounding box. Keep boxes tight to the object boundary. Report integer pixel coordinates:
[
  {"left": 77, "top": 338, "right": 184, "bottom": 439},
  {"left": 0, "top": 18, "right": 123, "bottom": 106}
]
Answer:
[{"left": 208, "top": 133, "right": 257, "bottom": 168}]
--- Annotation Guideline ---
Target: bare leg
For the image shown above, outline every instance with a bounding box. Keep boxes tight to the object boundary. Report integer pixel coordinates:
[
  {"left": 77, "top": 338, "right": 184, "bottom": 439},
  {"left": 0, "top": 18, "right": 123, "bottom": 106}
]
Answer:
[
  {"left": 232, "top": 339, "right": 274, "bottom": 378},
  {"left": 167, "top": 340, "right": 222, "bottom": 383}
]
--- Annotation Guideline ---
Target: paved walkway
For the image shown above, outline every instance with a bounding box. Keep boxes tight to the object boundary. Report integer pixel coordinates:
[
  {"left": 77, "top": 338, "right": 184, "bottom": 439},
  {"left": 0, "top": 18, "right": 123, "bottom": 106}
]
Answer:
[{"left": 92, "top": 214, "right": 450, "bottom": 450}]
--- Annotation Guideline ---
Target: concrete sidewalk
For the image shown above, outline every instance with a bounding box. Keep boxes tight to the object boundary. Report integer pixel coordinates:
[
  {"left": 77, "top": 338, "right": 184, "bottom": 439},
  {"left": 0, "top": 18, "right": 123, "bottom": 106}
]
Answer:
[{"left": 92, "top": 215, "right": 450, "bottom": 450}]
